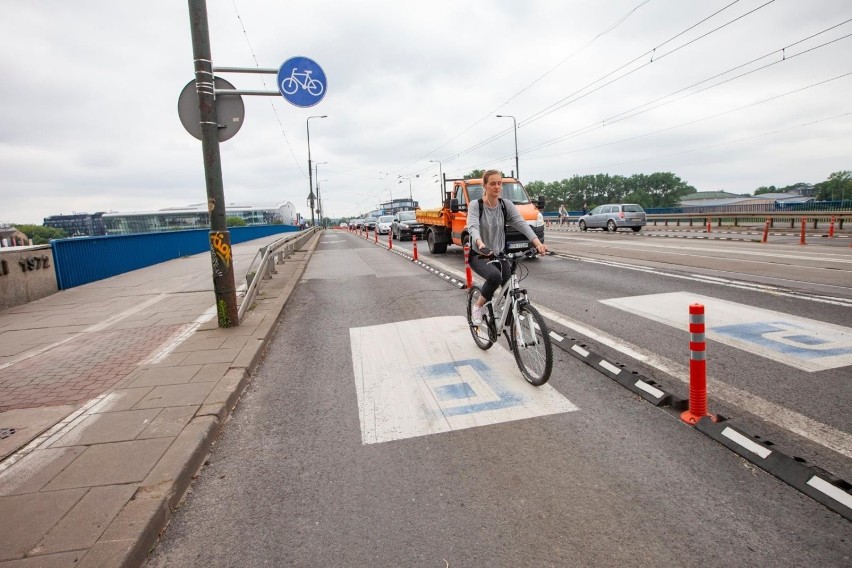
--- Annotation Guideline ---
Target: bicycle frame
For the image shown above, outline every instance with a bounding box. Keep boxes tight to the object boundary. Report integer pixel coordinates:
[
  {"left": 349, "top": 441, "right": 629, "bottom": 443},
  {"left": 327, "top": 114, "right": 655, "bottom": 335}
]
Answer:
[{"left": 483, "top": 254, "right": 534, "bottom": 346}]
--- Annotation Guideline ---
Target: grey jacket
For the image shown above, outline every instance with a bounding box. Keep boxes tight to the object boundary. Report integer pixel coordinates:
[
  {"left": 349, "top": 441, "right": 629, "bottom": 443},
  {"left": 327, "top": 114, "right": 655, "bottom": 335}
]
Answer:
[{"left": 467, "top": 198, "right": 537, "bottom": 255}]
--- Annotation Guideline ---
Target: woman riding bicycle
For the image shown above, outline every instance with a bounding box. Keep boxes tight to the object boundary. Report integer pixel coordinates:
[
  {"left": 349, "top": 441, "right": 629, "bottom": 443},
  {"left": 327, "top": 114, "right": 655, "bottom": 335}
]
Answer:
[{"left": 467, "top": 169, "right": 547, "bottom": 325}]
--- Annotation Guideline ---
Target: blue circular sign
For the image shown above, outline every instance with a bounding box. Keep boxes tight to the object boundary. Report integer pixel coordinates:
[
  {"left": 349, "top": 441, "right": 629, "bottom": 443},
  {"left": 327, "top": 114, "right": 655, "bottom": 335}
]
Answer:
[{"left": 277, "top": 56, "right": 327, "bottom": 107}]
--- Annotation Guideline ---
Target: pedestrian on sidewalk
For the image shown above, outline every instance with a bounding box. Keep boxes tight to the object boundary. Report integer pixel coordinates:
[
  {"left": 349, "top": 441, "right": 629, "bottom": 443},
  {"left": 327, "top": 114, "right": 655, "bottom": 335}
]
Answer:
[{"left": 558, "top": 204, "right": 567, "bottom": 226}]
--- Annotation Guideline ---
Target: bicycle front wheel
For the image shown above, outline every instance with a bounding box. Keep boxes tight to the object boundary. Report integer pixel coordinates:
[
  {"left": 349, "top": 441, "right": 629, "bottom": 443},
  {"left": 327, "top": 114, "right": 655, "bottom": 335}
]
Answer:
[
  {"left": 280, "top": 77, "right": 298, "bottom": 95},
  {"left": 511, "top": 303, "right": 553, "bottom": 386},
  {"left": 467, "top": 286, "right": 493, "bottom": 350}
]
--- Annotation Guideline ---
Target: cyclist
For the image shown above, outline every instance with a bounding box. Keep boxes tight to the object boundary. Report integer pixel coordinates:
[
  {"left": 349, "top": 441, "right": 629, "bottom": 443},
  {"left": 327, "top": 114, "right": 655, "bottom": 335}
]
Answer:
[{"left": 467, "top": 169, "right": 547, "bottom": 325}]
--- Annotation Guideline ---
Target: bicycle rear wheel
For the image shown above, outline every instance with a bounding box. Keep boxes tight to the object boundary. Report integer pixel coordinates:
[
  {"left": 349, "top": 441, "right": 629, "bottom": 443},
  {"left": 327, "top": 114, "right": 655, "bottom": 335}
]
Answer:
[
  {"left": 511, "top": 303, "right": 553, "bottom": 386},
  {"left": 467, "top": 286, "right": 493, "bottom": 350}
]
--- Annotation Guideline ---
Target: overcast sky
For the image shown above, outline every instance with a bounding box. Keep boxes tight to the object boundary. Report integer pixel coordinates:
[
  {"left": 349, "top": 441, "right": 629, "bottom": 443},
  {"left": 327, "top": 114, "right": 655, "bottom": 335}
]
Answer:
[{"left": 1, "top": 0, "right": 850, "bottom": 224}]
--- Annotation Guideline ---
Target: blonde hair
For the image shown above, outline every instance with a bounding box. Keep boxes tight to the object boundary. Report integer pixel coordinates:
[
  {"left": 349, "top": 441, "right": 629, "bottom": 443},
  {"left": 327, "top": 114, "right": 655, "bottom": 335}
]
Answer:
[{"left": 482, "top": 169, "right": 502, "bottom": 183}]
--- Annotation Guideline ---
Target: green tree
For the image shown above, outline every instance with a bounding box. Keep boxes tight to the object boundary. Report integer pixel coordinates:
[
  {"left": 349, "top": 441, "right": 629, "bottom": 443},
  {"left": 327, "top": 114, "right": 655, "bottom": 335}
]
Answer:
[
  {"left": 226, "top": 216, "right": 247, "bottom": 227},
  {"left": 814, "top": 170, "right": 852, "bottom": 201},
  {"left": 754, "top": 186, "right": 778, "bottom": 195},
  {"left": 14, "top": 224, "right": 67, "bottom": 245},
  {"left": 464, "top": 169, "right": 486, "bottom": 179}
]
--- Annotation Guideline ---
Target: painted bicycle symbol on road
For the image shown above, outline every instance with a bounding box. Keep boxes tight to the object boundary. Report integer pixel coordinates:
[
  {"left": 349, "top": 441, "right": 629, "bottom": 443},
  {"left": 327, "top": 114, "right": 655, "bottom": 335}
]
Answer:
[
  {"left": 277, "top": 56, "right": 327, "bottom": 108},
  {"left": 280, "top": 68, "right": 324, "bottom": 96}
]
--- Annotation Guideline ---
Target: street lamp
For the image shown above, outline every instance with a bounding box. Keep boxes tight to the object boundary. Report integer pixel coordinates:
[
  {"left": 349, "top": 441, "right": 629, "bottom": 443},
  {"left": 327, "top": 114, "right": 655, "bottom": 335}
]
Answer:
[
  {"left": 398, "top": 175, "right": 418, "bottom": 209},
  {"left": 315, "top": 161, "right": 327, "bottom": 227},
  {"left": 307, "top": 115, "right": 327, "bottom": 226},
  {"left": 429, "top": 159, "right": 443, "bottom": 203},
  {"left": 496, "top": 114, "right": 519, "bottom": 179}
]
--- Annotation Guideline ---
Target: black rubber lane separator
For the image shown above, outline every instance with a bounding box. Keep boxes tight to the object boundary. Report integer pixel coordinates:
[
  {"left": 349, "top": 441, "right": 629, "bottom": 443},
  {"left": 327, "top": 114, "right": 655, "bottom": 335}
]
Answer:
[{"left": 547, "top": 326, "right": 852, "bottom": 521}]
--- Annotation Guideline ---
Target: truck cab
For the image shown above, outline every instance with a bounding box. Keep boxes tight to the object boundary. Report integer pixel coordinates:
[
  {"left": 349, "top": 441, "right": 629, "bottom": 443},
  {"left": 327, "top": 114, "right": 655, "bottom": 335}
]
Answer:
[{"left": 418, "top": 177, "right": 545, "bottom": 254}]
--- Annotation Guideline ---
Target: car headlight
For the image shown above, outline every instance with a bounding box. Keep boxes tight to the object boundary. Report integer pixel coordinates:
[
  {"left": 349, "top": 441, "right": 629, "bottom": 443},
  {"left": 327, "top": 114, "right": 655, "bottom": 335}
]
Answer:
[
  {"left": 531, "top": 212, "right": 544, "bottom": 227},
  {"left": 400, "top": 223, "right": 410, "bottom": 229}
]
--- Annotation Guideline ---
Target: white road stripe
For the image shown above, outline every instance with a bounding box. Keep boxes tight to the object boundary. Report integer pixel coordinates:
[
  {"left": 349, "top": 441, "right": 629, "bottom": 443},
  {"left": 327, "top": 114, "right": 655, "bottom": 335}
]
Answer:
[
  {"left": 807, "top": 476, "right": 852, "bottom": 509},
  {"left": 722, "top": 427, "right": 773, "bottom": 459}
]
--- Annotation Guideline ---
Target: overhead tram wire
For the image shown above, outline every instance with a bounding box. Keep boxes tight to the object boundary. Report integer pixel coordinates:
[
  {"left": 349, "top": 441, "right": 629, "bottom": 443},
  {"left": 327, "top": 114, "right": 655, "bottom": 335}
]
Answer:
[
  {"left": 425, "top": 0, "right": 775, "bottom": 170},
  {"left": 529, "top": 71, "right": 852, "bottom": 161},
  {"left": 571, "top": 110, "right": 852, "bottom": 174},
  {"left": 230, "top": 0, "right": 304, "bottom": 176},
  {"left": 392, "top": 0, "right": 660, "bottom": 174},
  {"left": 521, "top": 0, "right": 778, "bottom": 128},
  {"left": 522, "top": 23, "right": 852, "bottom": 156}
]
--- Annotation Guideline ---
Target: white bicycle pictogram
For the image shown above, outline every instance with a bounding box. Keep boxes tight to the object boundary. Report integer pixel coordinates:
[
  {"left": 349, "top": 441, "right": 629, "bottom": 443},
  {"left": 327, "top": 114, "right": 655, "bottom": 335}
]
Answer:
[{"left": 280, "top": 68, "right": 324, "bottom": 96}]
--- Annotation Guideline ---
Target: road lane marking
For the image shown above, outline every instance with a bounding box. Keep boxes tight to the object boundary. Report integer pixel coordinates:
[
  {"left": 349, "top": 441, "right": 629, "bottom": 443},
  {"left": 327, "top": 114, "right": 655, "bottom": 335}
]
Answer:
[
  {"left": 535, "top": 304, "right": 852, "bottom": 459},
  {"left": 601, "top": 292, "right": 852, "bottom": 372},
  {"left": 350, "top": 316, "right": 578, "bottom": 444}
]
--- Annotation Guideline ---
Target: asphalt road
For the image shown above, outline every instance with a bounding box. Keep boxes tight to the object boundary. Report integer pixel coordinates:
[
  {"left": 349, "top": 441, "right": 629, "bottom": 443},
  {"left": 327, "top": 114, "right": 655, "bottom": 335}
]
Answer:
[{"left": 147, "top": 229, "right": 851, "bottom": 567}]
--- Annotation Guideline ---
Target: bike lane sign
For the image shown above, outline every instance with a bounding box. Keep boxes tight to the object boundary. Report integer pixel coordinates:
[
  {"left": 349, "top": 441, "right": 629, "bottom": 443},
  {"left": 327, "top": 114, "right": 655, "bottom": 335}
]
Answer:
[{"left": 277, "top": 56, "right": 327, "bottom": 107}]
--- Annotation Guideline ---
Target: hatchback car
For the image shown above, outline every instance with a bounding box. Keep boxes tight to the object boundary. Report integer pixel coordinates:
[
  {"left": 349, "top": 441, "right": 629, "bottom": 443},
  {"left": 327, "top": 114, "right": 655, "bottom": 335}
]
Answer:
[
  {"left": 364, "top": 216, "right": 378, "bottom": 231},
  {"left": 578, "top": 204, "right": 646, "bottom": 232},
  {"left": 376, "top": 215, "right": 395, "bottom": 235},
  {"left": 350, "top": 218, "right": 365, "bottom": 229},
  {"left": 391, "top": 210, "right": 425, "bottom": 241}
]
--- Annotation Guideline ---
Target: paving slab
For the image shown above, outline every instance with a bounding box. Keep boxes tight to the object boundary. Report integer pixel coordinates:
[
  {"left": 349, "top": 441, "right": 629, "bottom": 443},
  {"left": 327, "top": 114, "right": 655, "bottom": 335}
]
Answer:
[{"left": 0, "top": 229, "right": 320, "bottom": 566}]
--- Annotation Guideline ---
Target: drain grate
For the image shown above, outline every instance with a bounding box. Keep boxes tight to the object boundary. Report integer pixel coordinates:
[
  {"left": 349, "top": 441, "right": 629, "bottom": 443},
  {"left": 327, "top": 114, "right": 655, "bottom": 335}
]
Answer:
[{"left": 0, "top": 428, "right": 16, "bottom": 439}]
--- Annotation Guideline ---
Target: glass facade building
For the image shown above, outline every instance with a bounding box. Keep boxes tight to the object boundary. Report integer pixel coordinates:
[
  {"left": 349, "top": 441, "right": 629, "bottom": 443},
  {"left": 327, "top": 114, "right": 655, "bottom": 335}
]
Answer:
[{"left": 101, "top": 203, "right": 298, "bottom": 235}]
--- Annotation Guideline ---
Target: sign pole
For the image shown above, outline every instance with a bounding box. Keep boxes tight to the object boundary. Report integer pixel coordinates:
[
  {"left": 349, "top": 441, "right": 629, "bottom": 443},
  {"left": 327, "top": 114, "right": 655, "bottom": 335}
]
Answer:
[{"left": 188, "top": 0, "right": 239, "bottom": 327}]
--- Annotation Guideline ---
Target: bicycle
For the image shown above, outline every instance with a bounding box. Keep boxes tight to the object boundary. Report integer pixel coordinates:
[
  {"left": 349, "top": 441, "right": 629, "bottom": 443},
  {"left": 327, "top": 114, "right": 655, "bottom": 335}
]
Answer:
[
  {"left": 280, "top": 68, "right": 324, "bottom": 96},
  {"left": 466, "top": 248, "right": 553, "bottom": 386}
]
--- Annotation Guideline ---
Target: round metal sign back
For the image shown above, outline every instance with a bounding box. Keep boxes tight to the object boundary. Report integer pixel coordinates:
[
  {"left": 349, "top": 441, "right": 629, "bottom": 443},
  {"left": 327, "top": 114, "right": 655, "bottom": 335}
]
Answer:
[
  {"left": 177, "top": 77, "right": 245, "bottom": 142},
  {"left": 277, "top": 56, "right": 327, "bottom": 107}
]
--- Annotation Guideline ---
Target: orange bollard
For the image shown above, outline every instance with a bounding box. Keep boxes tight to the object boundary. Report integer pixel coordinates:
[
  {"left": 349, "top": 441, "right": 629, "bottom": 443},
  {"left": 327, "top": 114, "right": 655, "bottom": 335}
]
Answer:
[
  {"left": 829, "top": 216, "right": 835, "bottom": 238},
  {"left": 762, "top": 219, "right": 770, "bottom": 244},
  {"left": 800, "top": 218, "right": 807, "bottom": 245},
  {"left": 681, "top": 303, "right": 713, "bottom": 424},
  {"left": 374, "top": 229, "right": 378, "bottom": 243},
  {"left": 412, "top": 234, "right": 418, "bottom": 261},
  {"left": 706, "top": 218, "right": 712, "bottom": 233},
  {"left": 464, "top": 244, "right": 473, "bottom": 289},
  {"left": 388, "top": 231, "right": 392, "bottom": 250}
]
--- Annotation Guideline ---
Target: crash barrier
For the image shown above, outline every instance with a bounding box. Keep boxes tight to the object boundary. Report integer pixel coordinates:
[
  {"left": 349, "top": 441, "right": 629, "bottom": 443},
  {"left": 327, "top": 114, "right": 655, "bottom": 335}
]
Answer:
[
  {"left": 647, "top": 211, "right": 849, "bottom": 231},
  {"left": 681, "top": 303, "right": 714, "bottom": 425},
  {"left": 50, "top": 224, "right": 300, "bottom": 290},
  {"left": 238, "top": 227, "right": 319, "bottom": 323}
]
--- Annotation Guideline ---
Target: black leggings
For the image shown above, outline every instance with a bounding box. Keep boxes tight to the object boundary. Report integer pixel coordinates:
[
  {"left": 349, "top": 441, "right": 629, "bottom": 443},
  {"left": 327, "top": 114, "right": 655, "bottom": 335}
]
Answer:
[{"left": 469, "top": 255, "right": 511, "bottom": 301}]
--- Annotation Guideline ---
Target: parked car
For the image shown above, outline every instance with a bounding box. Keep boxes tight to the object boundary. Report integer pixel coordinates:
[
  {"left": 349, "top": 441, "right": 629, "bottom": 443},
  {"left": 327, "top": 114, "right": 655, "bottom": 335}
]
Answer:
[
  {"left": 376, "top": 215, "right": 395, "bottom": 235},
  {"left": 392, "top": 210, "right": 425, "bottom": 241},
  {"left": 364, "top": 216, "right": 378, "bottom": 231},
  {"left": 339, "top": 222, "right": 348, "bottom": 228},
  {"left": 578, "top": 204, "right": 646, "bottom": 232},
  {"left": 350, "top": 218, "right": 365, "bottom": 229}
]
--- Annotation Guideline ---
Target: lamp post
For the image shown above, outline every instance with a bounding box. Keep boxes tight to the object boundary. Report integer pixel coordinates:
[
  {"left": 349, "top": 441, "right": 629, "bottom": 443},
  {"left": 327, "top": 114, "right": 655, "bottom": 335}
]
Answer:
[
  {"left": 307, "top": 115, "right": 327, "bottom": 226},
  {"left": 315, "top": 161, "right": 327, "bottom": 227},
  {"left": 398, "top": 175, "right": 417, "bottom": 209},
  {"left": 496, "top": 114, "right": 518, "bottom": 179},
  {"left": 429, "top": 159, "right": 443, "bottom": 203}
]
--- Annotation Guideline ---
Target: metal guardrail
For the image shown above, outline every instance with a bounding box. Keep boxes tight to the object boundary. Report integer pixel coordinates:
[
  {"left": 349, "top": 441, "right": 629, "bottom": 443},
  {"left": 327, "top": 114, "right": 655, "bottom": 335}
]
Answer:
[
  {"left": 545, "top": 211, "right": 849, "bottom": 230},
  {"left": 238, "top": 227, "right": 318, "bottom": 322}
]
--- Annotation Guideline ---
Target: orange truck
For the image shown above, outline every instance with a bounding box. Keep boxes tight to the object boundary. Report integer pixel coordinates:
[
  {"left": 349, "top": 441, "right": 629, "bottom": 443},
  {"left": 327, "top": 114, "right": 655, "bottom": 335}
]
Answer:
[{"left": 416, "top": 176, "right": 546, "bottom": 254}]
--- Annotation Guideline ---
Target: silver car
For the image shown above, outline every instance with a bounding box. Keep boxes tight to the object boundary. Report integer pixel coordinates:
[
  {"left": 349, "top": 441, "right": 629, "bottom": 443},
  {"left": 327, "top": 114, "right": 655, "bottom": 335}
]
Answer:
[{"left": 578, "top": 203, "right": 646, "bottom": 232}]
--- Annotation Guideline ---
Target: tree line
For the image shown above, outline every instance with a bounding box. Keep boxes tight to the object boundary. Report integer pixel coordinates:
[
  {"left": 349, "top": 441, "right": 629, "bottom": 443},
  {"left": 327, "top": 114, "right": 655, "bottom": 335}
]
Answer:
[{"left": 465, "top": 169, "right": 850, "bottom": 210}]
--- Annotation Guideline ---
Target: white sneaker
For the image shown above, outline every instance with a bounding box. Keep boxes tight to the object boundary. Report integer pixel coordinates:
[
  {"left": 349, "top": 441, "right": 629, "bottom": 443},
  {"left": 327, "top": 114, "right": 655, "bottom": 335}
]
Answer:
[{"left": 471, "top": 305, "right": 484, "bottom": 325}]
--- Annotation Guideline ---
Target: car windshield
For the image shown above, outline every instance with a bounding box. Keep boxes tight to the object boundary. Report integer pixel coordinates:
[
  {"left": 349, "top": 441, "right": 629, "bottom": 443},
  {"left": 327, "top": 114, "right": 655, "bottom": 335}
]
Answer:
[
  {"left": 379, "top": 216, "right": 394, "bottom": 223},
  {"left": 398, "top": 211, "right": 416, "bottom": 221},
  {"left": 365, "top": 217, "right": 377, "bottom": 222},
  {"left": 467, "top": 181, "right": 530, "bottom": 205}
]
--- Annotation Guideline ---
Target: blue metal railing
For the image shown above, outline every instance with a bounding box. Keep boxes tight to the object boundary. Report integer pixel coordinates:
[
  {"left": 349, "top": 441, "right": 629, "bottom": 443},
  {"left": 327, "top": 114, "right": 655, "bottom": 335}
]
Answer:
[{"left": 51, "top": 225, "right": 299, "bottom": 290}]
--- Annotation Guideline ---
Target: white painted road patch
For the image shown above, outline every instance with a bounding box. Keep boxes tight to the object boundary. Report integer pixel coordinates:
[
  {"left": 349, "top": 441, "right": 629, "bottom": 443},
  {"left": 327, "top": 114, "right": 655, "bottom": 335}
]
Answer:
[
  {"left": 350, "top": 316, "right": 578, "bottom": 444},
  {"left": 601, "top": 292, "right": 852, "bottom": 372}
]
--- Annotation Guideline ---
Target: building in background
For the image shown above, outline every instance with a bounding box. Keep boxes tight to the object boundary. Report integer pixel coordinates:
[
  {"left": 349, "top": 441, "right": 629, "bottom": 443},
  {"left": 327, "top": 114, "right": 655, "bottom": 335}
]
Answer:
[
  {"left": 377, "top": 197, "right": 418, "bottom": 216},
  {"left": 101, "top": 202, "right": 297, "bottom": 235},
  {"left": 0, "top": 224, "right": 30, "bottom": 247},
  {"left": 43, "top": 213, "right": 106, "bottom": 237}
]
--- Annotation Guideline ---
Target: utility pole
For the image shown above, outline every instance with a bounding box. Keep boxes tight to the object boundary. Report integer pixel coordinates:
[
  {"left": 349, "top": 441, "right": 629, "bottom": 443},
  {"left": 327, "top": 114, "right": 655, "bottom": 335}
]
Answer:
[{"left": 187, "top": 0, "right": 239, "bottom": 327}]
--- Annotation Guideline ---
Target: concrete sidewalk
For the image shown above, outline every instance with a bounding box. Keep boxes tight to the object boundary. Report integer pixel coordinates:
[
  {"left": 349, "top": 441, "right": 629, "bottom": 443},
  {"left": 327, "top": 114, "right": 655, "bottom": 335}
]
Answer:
[{"left": 0, "top": 230, "right": 321, "bottom": 567}]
